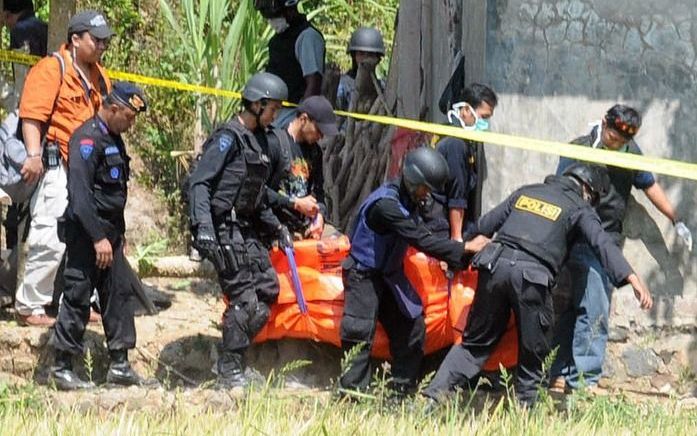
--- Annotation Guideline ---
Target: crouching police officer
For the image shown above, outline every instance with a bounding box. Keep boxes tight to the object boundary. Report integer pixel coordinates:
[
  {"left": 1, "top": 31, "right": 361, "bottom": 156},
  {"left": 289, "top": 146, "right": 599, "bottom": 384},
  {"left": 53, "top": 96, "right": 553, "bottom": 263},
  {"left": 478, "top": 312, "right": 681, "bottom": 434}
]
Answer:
[
  {"left": 423, "top": 163, "right": 653, "bottom": 406},
  {"left": 50, "top": 82, "right": 149, "bottom": 390},
  {"left": 340, "top": 147, "right": 490, "bottom": 397},
  {"left": 188, "top": 72, "right": 292, "bottom": 389}
]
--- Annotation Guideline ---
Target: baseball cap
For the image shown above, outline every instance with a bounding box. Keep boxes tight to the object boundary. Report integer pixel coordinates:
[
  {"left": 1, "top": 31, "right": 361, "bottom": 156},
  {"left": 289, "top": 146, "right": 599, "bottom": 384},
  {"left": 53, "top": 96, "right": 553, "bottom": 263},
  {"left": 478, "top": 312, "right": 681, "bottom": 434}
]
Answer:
[
  {"left": 297, "top": 96, "right": 338, "bottom": 137},
  {"left": 68, "top": 10, "right": 115, "bottom": 39},
  {"left": 110, "top": 82, "right": 147, "bottom": 113}
]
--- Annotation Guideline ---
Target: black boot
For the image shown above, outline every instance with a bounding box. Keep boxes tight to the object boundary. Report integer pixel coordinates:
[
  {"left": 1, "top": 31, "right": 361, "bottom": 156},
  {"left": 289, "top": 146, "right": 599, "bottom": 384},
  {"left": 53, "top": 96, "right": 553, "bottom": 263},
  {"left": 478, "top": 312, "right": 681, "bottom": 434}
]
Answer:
[
  {"left": 50, "top": 350, "right": 95, "bottom": 391},
  {"left": 106, "top": 349, "right": 157, "bottom": 387},
  {"left": 215, "top": 351, "right": 261, "bottom": 389}
]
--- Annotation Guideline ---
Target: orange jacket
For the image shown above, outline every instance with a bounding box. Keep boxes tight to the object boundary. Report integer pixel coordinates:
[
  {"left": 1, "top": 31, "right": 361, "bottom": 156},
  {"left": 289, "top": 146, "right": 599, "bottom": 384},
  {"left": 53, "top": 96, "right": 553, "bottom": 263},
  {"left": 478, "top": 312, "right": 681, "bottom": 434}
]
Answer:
[{"left": 19, "top": 44, "right": 111, "bottom": 161}]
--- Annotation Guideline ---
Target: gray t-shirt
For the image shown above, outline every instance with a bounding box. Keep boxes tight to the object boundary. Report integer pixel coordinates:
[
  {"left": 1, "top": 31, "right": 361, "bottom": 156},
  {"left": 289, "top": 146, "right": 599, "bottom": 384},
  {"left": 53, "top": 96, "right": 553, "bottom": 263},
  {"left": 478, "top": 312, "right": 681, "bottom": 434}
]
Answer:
[{"left": 295, "top": 27, "right": 325, "bottom": 77}]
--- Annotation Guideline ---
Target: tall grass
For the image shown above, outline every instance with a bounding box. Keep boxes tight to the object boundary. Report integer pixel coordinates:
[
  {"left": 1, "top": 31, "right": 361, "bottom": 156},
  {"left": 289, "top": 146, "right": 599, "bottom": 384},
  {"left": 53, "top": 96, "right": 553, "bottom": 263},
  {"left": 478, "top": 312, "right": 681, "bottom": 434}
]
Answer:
[
  {"left": 159, "top": 0, "right": 271, "bottom": 148},
  {"left": 1, "top": 382, "right": 696, "bottom": 435}
]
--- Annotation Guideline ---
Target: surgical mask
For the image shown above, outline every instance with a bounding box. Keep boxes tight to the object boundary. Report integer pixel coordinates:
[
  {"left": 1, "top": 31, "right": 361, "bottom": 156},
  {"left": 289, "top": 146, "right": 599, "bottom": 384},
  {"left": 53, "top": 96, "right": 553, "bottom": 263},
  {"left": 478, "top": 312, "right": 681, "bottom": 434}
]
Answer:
[
  {"left": 474, "top": 118, "right": 489, "bottom": 131},
  {"left": 268, "top": 17, "right": 289, "bottom": 34},
  {"left": 447, "top": 103, "right": 489, "bottom": 131}
]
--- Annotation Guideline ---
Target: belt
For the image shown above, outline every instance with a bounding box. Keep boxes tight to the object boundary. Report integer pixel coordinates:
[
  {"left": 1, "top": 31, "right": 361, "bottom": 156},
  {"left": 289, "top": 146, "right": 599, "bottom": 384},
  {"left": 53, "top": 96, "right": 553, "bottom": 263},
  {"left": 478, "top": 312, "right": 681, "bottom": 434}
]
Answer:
[{"left": 498, "top": 245, "right": 545, "bottom": 265}]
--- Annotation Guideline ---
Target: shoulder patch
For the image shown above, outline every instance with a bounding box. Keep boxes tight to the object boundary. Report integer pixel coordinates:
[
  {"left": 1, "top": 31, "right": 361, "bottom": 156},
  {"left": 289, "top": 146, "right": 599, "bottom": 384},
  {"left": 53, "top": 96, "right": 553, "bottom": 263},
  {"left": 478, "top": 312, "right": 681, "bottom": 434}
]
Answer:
[
  {"left": 105, "top": 146, "right": 119, "bottom": 155},
  {"left": 110, "top": 167, "right": 120, "bottom": 180},
  {"left": 79, "top": 139, "right": 94, "bottom": 160},
  {"left": 514, "top": 195, "right": 562, "bottom": 221},
  {"left": 218, "top": 134, "right": 233, "bottom": 153}
]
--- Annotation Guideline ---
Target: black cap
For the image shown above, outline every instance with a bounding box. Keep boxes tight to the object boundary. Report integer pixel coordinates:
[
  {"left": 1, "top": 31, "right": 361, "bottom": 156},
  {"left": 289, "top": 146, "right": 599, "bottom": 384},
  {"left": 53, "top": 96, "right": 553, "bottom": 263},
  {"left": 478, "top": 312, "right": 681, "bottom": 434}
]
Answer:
[
  {"left": 297, "top": 96, "right": 338, "bottom": 137},
  {"left": 110, "top": 82, "right": 147, "bottom": 113},
  {"left": 3, "top": 0, "right": 34, "bottom": 13},
  {"left": 68, "top": 10, "right": 115, "bottom": 39}
]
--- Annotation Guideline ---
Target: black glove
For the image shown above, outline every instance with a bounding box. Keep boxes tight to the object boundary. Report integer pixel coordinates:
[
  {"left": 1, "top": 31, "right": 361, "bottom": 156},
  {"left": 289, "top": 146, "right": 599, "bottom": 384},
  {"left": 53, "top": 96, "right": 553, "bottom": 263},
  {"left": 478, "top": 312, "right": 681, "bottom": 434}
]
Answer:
[
  {"left": 277, "top": 225, "right": 293, "bottom": 250},
  {"left": 194, "top": 228, "right": 226, "bottom": 272}
]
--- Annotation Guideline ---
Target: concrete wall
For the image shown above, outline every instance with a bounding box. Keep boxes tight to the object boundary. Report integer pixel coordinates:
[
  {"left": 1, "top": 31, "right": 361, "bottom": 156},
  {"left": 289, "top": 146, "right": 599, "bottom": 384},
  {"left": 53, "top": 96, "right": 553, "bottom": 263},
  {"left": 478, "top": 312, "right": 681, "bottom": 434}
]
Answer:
[{"left": 481, "top": 0, "right": 696, "bottom": 368}]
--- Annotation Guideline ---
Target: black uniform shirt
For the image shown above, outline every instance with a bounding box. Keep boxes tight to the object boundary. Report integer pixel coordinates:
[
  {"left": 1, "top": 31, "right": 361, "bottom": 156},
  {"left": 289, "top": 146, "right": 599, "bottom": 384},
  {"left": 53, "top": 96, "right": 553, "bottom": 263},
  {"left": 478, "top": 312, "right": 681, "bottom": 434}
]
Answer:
[
  {"left": 67, "top": 115, "right": 130, "bottom": 242},
  {"left": 557, "top": 126, "right": 655, "bottom": 239},
  {"left": 189, "top": 123, "right": 281, "bottom": 233},
  {"left": 365, "top": 185, "right": 470, "bottom": 270},
  {"left": 477, "top": 175, "right": 633, "bottom": 287},
  {"left": 10, "top": 11, "right": 48, "bottom": 56},
  {"left": 436, "top": 136, "right": 478, "bottom": 211}
]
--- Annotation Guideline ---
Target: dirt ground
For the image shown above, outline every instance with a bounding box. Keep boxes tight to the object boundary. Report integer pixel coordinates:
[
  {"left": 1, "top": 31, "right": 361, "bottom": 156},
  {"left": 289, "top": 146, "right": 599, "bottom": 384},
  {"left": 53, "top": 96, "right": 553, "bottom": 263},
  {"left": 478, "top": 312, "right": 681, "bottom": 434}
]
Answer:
[{"left": 1, "top": 276, "right": 695, "bottom": 414}]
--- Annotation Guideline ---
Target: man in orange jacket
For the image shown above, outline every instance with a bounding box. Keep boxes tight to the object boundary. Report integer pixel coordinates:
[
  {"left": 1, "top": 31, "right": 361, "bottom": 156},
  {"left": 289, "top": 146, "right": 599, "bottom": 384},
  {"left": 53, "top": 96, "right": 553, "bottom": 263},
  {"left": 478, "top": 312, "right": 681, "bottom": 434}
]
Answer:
[{"left": 16, "top": 10, "right": 112, "bottom": 326}]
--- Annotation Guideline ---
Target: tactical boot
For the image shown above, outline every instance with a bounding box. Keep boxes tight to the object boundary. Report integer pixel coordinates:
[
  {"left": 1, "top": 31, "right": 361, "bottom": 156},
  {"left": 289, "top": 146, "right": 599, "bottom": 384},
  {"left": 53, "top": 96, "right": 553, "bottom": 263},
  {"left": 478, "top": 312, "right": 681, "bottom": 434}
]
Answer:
[
  {"left": 215, "top": 352, "right": 254, "bottom": 390},
  {"left": 106, "top": 349, "right": 158, "bottom": 387},
  {"left": 50, "top": 351, "right": 95, "bottom": 391}
]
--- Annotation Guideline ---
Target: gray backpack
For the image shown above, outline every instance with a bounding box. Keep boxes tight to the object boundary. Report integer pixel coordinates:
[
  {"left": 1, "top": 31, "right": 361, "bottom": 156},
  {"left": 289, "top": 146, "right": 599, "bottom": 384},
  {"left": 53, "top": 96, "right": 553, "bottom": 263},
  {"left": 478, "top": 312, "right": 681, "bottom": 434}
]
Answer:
[
  {"left": 0, "top": 110, "right": 35, "bottom": 203},
  {"left": 0, "top": 52, "right": 65, "bottom": 205}
]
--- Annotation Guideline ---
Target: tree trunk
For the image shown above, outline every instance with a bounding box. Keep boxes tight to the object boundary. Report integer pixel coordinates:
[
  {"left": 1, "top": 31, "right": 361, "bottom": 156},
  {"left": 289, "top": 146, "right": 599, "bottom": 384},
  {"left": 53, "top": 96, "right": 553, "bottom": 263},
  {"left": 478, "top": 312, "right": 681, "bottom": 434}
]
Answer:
[{"left": 48, "top": 0, "right": 76, "bottom": 52}]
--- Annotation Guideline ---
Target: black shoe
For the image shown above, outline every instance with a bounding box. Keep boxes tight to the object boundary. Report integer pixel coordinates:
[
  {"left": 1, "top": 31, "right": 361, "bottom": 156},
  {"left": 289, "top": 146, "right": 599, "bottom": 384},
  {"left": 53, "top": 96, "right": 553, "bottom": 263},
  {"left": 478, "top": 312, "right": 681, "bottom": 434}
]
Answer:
[
  {"left": 106, "top": 361, "right": 158, "bottom": 387},
  {"left": 50, "top": 368, "right": 95, "bottom": 391},
  {"left": 214, "top": 370, "right": 249, "bottom": 390},
  {"left": 214, "top": 352, "right": 262, "bottom": 390}
]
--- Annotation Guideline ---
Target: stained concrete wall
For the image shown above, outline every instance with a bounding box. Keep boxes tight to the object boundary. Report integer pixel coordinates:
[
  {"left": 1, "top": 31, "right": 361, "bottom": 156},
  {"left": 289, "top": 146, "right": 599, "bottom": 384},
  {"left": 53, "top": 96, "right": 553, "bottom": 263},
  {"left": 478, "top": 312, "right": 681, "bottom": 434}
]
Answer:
[{"left": 480, "top": 0, "right": 696, "bottom": 367}]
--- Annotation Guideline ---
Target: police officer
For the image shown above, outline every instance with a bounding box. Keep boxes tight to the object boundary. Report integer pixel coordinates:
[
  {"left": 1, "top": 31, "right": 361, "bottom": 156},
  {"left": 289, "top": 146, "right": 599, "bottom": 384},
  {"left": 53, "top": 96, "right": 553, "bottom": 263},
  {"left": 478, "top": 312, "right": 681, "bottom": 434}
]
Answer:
[
  {"left": 423, "top": 163, "right": 653, "bottom": 406},
  {"left": 255, "top": 0, "right": 325, "bottom": 128},
  {"left": 50, "top": 82, "right": 148, "bottom": 390},
  {"left": 189, "top": 72, "right": 292, "bottom": 389},
  {"left": 340, "top": 147, "right": 490, "bottom": 396},
  {"left": 336, "top": 27, "right": 385, "bottom": 113},
  {"left": 428, "top": 83, "right": 497, "bottom": 241}
]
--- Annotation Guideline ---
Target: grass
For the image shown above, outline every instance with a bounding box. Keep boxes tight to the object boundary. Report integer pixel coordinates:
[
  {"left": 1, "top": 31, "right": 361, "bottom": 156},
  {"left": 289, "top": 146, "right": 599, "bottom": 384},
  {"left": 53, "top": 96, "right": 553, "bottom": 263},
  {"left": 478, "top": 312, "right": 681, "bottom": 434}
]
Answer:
[{"left": 0, "top": 383, "right": 696, "bottom": 435}]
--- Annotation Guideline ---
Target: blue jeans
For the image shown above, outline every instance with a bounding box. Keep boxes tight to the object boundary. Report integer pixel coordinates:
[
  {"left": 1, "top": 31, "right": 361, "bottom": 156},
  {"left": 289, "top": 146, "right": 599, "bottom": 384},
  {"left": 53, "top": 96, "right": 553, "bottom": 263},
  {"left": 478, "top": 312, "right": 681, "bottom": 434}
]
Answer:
[{"left": 551, "top": 243, "right": 612, "bottom": 388}]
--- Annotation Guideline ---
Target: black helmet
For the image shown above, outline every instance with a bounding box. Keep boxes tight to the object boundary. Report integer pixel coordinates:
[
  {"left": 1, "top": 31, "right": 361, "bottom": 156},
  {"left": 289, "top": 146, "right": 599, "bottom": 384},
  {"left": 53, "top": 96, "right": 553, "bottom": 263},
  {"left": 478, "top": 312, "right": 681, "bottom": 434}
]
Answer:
[
  {"left": 563, "top": 163, "right": 608, "bottom": 206},
  {"left": 254, "top": 0, "right": 298, "bottom": 18},
  {"left": 402, "top": 147, "right": 449, "bottom": 200},
  {"left": 348, "top": 27, "right": 385, "bottom": 55},
  {"left": 242, "top": 72, "right": 288, "bottom": 102}
]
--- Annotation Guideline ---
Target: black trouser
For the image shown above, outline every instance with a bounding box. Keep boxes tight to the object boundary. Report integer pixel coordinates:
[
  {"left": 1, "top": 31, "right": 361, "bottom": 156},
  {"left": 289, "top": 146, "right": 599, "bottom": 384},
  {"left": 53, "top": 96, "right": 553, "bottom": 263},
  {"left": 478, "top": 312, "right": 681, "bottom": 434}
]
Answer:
[
  {"left": 424, "top": 249, "right": 554, "bottom": 406},
  {"left": 215, "top": 224, "right": 279, "bottom": 374},
  {"left": 339, "top": 267, "right": 426, "bottom": 392},
  {"left": 53, "top": 220, "right": 136, "bottom": 355}
]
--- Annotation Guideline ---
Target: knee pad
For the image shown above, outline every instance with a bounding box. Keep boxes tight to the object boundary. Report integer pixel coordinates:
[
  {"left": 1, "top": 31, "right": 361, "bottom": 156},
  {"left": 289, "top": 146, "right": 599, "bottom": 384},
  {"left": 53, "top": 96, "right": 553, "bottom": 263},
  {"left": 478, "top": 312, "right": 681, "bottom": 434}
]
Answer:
[{"left": 247, "top": 301, "right": 270, "bottom": 338}]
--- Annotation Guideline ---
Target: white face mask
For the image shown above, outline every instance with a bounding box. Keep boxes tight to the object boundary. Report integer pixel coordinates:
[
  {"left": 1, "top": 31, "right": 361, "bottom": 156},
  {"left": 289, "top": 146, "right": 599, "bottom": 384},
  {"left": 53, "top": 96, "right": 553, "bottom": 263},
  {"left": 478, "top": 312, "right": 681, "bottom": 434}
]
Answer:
[
  {"left": 447, "top": 102, "right": 477, "bottom": 131},
  {"left": 268, "top": 17, "right": 289, "bottom": 34}
]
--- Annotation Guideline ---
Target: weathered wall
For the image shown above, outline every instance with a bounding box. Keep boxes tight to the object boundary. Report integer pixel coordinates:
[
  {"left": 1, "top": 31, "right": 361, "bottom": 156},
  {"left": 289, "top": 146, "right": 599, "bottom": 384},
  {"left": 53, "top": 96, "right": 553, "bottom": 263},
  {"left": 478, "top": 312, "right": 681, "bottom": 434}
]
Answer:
[{"left": 481, "top": 0, "right": 696, "bottom": 373}]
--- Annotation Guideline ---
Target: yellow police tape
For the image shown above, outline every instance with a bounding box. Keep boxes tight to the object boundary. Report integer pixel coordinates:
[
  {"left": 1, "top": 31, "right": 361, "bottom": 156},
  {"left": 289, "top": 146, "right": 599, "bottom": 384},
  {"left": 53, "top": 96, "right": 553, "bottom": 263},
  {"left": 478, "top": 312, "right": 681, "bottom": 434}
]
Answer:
[{"left": 4, "top": 49, "right": 697, "bottom": 181}]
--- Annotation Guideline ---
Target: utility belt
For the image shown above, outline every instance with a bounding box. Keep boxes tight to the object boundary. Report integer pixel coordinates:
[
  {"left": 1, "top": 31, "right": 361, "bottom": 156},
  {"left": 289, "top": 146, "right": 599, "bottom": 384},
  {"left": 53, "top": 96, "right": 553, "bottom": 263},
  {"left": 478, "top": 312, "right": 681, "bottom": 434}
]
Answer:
[
  {"left": 57, "top": 215, "right": 121, "bottom": 246},
  {"left": 472, "top": 241, "right": 549, "bottom": 274},
  {"left": 207, "top": 209, "right": 254, "bottom": 274}
]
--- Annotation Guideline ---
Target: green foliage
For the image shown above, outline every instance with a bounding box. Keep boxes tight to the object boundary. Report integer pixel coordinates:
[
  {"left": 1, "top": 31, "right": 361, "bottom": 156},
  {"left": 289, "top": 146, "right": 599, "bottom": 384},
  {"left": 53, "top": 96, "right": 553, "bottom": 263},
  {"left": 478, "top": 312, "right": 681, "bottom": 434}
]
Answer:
[
  {"left": 159, "top": 0, "right": 270, "bottom": 129},
  {"left": 62, "top": 0, "right": 401, "bottom": 248},
  {"left": 302, "top": 0, "right": 399, "bottom": 78}
]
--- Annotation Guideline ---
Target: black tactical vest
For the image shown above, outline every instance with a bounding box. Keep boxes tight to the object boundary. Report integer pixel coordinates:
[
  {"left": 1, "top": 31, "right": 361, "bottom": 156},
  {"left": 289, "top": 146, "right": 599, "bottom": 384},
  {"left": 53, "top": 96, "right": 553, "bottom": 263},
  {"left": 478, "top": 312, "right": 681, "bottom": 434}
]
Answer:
[
  {"left": 266, "top": 17, "right": 323, "bottom": 103},
  {"left": 210, "top": 121, "right": 270, "bottom": 219},
  {"left": 572, "top": 129, "right": 644, "bottom": 237},
  {"left": 496, "top": 177, "right": 586, "bottom": 275}
]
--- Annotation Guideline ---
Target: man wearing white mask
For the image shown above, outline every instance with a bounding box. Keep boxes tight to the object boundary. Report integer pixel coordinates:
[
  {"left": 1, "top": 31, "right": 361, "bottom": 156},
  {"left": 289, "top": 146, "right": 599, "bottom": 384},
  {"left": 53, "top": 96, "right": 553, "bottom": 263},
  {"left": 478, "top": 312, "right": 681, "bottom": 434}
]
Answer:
[
  {"left": 254, "top": 0, "right": 325, "bottom": 126},
  {"left": 430, "top": 83, "right": 497, "bottom": 242}
]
